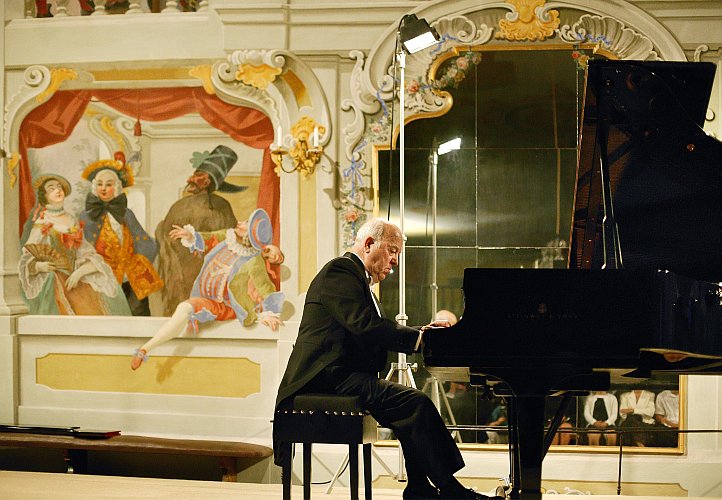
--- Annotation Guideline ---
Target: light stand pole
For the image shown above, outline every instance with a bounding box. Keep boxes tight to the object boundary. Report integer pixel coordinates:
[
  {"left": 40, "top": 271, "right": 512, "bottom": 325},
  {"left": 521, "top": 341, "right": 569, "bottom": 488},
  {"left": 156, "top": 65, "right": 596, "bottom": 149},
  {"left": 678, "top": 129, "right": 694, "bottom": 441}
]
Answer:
[
  {"left": 392, "top": 46, "right": 414, "bottom": 482},
  {"left": 388, "top": 12, "right": 439, "bottom": 483},
  {"left": 423, "top": 138, "right": 462, "bottom": 442}
]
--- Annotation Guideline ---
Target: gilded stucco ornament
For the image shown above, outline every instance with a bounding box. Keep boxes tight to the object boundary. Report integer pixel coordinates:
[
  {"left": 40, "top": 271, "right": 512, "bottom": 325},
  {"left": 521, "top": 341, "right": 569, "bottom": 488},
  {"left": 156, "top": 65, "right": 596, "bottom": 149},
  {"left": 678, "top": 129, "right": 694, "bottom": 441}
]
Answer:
[
  {"left": 230, "top": 50, "right": 283, "bottom": 90},
  {"left": 189, "top": 65, "right": 215, "bottom": 94},
  {"left": 213, "top": 51, "right": 281, "bottom": 120},
  {"left": 84, "top": 111, "right": 137, "bottom": 164},
  {"left": 495, "top": 0, "right": 560, "bottom": 42},
  {"left": 36, "top": 67, "right": 78, "bottom": 103}
]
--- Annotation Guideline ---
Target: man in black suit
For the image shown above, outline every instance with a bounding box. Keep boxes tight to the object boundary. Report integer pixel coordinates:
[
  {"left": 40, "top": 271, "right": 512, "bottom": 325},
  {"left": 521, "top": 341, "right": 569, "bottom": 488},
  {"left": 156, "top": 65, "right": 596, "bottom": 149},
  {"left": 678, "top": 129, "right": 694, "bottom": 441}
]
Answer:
[{"left": 275, "top": 218, "right": 499, "bottom": 499}]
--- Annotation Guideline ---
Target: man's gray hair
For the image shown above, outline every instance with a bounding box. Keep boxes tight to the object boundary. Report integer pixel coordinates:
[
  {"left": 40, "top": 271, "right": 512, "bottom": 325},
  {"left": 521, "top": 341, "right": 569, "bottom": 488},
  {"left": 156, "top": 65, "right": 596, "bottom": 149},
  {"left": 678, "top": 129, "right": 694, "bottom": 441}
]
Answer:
[
  {"left": 354, "top": 218, "right": 389, "bottom": 246},
  {"left": 91, "top": 169, "right": 124, "bottom": 199}
]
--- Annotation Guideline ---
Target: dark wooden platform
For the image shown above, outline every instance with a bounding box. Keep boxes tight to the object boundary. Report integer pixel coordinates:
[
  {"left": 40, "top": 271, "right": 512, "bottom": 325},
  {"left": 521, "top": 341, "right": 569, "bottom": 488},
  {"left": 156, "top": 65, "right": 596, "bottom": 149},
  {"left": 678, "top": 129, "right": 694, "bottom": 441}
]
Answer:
[{"left": 0, "top": 432, "right": 272, "bottom": 481}]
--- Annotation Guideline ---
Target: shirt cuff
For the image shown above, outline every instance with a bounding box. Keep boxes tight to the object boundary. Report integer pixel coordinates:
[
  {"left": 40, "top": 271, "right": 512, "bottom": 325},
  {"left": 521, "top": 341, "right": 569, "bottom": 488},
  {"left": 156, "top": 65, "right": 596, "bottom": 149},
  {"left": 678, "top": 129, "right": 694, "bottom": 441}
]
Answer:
[{"left": 414, "top": 330, "right": 424, "bottom": 352}]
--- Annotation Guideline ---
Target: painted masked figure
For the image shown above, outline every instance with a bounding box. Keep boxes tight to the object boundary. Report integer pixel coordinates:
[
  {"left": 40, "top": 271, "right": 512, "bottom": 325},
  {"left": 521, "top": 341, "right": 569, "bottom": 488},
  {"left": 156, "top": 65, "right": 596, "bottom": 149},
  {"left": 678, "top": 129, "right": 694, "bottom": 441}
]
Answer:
[
  {"left": 131, "top": 208, "right": 284, "bottom": 370},
  {"left": 80, "top": 154, "right": 163, "bottom": 316},
  {"left": 155, "top": 145, "right": 245, "bottom": 316}
]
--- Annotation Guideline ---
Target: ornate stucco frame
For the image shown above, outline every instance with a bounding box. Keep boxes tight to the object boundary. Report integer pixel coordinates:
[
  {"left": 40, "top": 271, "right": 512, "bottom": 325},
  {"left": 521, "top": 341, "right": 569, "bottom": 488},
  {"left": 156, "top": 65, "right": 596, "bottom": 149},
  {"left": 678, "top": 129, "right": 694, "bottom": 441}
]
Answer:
[
  {"left": 350, "top": 0, "right": 691, "bottom": 454},
  {"left": 338, "top": 0, "right": 688, "bottom": 248},
  {"left": 3, "top": 50, "right": 331, "bottom": 190}
]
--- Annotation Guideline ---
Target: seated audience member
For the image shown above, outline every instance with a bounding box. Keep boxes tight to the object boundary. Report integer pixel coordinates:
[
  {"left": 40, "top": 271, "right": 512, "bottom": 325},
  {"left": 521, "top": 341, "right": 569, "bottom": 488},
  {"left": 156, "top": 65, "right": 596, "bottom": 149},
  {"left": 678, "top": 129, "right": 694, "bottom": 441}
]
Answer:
[
  {"left": 546, "top": 396, "right": 576, "bottom": 446},
  {"left": 485, "top": 399, "right": 508, "bottom": 444},
  {"left": 618, "top": 388, "right": 656, "bottom": 447},
  {"left": 654, "top": 389, "right": 680, "bottom": 447},
  {"left": 583, "top": 391, "right": 618, "bottom": 446}
]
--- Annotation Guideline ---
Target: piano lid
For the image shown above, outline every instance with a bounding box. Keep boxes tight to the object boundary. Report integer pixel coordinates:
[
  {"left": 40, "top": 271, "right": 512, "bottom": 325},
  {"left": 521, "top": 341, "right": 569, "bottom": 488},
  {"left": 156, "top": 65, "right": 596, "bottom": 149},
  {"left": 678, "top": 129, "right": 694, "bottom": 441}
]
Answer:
[{"left": 569, "top": 60, "right": 722, "bottom": 282}]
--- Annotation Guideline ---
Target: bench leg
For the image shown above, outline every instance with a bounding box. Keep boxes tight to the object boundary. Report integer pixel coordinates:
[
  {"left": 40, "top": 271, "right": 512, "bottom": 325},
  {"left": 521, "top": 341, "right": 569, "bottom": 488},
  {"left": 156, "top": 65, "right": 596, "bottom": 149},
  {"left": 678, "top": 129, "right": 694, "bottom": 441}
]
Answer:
[
  {"left": 281, "top": 442, "right": 292, "bottom": 500},
  {"left": 303, "top": 443, "right": 312, "bottom": 500},
  {"left": 349, "top": 444, "right": 359, "bottom": 500},
  {"left": 219, "top": 456, "right": 238, "bottom": 482},
  {"left": 363, "top": 443, "right": 372, "bottom": 499}
]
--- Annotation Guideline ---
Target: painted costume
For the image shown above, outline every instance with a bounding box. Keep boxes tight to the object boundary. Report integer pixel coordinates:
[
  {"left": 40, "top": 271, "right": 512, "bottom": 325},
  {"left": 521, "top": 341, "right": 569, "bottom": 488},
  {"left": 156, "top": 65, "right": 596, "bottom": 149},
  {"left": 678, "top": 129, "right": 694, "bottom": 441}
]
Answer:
[
  {"left": 155, "top": 145, "right": 246, "bottom": 316},
  {"left": 19, "top": 210, "right": 131, "bottom": 316},
  {"left": 182, "top": 222, "right": 283, "bottom": 331},
  {"left": 80, "top": 194, "right": 163, "bottom": 314}
]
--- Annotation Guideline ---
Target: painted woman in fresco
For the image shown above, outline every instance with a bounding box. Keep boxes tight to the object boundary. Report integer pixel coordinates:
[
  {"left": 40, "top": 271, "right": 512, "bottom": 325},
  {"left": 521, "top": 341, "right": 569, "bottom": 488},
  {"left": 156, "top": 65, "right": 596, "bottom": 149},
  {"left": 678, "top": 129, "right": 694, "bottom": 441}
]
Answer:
[{"left": 18, "top": 174, "right": 131, "bottom": 316}]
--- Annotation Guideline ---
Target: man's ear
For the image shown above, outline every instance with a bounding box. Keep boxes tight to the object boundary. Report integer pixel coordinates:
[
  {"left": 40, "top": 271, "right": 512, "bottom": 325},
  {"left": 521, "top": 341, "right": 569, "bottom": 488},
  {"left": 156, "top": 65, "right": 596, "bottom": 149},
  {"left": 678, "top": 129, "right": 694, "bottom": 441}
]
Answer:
[{"left": 363, "top": 236, "right": 375, "bottom": 253}]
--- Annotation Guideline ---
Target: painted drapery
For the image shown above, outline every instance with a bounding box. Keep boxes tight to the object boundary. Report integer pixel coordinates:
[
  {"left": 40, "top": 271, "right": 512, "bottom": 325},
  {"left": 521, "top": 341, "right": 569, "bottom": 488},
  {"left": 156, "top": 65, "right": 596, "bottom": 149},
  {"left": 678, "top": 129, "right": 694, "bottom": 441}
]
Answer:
[{"left": 16, "top": 88, "right": 280, "bottom": 266}]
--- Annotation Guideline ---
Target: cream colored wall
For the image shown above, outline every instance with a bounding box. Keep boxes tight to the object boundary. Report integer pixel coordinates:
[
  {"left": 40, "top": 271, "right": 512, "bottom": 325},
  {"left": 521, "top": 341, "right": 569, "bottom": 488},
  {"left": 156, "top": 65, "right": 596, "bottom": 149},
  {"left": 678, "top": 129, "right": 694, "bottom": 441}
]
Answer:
[{"left": 1, "top": 0, "right": 722, "bottom": 494}]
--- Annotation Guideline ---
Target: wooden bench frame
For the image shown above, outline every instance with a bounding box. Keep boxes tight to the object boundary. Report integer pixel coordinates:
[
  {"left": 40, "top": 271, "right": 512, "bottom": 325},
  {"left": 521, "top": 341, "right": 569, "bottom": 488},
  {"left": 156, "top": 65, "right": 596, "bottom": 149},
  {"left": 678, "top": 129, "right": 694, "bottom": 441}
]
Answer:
[{"left": 0, "top": 432, "right": 272, "bottom": 482}]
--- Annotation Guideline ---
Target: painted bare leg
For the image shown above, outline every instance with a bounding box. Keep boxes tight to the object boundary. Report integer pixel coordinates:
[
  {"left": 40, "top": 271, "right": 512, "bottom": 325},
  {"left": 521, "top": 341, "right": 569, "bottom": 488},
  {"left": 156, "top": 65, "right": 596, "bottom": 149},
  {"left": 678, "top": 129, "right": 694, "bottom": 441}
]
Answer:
[{"left": 131, "top": 301, "right": 193, "bottom": 370}]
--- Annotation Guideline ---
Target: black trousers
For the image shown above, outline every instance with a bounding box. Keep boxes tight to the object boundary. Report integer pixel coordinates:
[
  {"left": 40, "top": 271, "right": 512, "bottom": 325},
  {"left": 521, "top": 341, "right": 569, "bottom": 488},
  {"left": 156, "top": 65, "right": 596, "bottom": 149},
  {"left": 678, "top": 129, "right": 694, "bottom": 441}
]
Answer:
[
  {"left": 323, "top": 367, "right": 465, "bottom": 488},
  {"left": 122, "top": 281, "right": 151, "bottom": 316}
]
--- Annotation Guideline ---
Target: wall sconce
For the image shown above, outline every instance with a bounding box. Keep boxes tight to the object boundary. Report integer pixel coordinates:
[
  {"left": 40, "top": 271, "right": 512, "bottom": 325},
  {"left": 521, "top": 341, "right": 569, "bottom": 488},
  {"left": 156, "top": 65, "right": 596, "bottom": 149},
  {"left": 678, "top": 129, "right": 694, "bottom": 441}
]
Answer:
[{"left": 271, "top": 117, "right": 325, "bottom": 176}]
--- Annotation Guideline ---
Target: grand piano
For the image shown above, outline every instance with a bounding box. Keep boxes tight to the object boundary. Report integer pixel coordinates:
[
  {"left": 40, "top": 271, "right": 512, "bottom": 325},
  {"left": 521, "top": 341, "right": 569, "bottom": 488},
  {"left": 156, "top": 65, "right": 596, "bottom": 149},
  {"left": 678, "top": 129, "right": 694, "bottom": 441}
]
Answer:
[{"left": 423, "top": 60, "right": 722, "bottom": 500}]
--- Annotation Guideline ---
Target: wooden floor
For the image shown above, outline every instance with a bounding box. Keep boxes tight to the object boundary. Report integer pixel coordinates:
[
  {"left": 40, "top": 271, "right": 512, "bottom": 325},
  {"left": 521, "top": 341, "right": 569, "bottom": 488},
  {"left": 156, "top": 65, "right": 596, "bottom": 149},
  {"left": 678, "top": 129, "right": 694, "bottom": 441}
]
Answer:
[{"left": 0, "top": 470, "right": 701, "bottom": 500}]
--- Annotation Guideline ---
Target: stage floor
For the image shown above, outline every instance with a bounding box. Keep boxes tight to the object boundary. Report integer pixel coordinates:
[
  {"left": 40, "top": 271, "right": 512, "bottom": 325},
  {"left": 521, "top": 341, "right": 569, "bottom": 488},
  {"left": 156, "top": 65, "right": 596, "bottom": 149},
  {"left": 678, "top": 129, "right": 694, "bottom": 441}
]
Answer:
[{"left": 0, "top": 470, "right": 699, "bottom": 499}]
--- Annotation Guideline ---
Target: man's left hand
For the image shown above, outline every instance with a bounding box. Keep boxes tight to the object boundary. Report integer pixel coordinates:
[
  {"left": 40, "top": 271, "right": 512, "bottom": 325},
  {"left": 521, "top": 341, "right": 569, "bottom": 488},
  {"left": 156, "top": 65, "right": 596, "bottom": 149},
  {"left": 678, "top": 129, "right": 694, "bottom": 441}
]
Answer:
[{"left": 421, "top": 319, "right": 451, "bottom": 331}]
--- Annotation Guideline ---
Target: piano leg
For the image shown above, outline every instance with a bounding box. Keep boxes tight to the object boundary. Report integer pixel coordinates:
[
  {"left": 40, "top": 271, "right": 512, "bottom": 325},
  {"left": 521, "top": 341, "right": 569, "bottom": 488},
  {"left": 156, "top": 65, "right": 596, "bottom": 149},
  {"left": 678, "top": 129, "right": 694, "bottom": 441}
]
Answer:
[{"left": 509, "top": 396, "right": 546, "bottom": 500}]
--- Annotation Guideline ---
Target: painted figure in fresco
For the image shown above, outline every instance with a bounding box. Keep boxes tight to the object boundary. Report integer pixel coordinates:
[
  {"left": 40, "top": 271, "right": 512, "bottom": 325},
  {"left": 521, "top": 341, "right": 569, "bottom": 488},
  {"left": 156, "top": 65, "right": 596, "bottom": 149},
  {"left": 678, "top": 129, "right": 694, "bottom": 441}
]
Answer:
[
  {"left": 79, "top": 154, "right": 163, "bottom": 316},
  {"left": 131, "top": 208, "right": 284, "bottom": 370},
  {"left": 155, "top": 145, "right": 246, "bottom": 316},
  {"left": 18, "top": 174, "right": 131, "bottom": 316}
]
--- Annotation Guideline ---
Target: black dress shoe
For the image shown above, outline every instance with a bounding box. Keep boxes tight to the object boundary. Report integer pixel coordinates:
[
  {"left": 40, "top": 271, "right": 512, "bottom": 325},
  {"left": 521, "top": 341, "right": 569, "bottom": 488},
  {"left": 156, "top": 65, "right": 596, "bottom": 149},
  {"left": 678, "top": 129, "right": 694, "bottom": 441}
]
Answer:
[
  {"left": 438, "top": 487, "right": 504, "bottom": 499},
  {"left": 403, "top": 484, "right": 442, "bottom": 499}
]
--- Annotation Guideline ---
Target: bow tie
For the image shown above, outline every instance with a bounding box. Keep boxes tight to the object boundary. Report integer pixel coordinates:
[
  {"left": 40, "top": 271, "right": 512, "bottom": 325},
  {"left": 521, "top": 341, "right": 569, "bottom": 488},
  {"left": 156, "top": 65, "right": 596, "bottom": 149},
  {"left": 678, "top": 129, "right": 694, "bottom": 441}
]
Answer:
[{"left": 85, "top": 193, "right": 128, "bottom": 222}]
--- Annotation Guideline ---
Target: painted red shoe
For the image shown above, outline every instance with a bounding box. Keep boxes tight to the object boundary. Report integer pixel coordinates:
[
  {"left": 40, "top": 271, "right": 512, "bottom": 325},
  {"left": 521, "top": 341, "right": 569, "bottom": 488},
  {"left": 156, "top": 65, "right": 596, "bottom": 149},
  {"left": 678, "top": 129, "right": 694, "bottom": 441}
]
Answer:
[{"left": 131, "top": 349, "right": 147, "bottom": 370}]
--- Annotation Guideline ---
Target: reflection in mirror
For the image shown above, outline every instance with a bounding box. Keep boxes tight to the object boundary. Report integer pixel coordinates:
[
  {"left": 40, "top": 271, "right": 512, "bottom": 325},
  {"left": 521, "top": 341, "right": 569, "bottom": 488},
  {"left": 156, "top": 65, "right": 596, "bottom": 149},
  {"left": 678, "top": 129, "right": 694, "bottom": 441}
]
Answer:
[{"left": 375, "top": 47, "right": 682, "bottom": 452}]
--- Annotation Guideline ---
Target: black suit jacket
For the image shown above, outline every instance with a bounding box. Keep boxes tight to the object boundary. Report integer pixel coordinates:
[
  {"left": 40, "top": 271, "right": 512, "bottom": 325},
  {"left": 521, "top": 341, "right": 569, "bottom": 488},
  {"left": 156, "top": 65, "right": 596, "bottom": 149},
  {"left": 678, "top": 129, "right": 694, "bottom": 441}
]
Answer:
[{"left": 275, "top": 252, "right": 420, "bottom": 408}]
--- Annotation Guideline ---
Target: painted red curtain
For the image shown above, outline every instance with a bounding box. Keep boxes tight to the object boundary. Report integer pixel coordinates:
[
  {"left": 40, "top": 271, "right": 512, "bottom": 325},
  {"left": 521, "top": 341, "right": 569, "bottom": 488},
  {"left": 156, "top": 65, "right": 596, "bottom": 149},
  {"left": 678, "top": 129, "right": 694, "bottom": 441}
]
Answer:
[{"left": 18, "top": 88, "right": 279, "bottom": 250}]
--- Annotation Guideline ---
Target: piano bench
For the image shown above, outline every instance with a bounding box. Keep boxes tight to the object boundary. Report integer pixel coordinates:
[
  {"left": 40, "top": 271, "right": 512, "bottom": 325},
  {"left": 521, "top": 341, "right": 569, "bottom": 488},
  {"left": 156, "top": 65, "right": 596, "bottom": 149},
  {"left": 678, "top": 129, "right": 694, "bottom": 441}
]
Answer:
[{"left": 274, "top": 393, "right": 378, "bottom": 500}]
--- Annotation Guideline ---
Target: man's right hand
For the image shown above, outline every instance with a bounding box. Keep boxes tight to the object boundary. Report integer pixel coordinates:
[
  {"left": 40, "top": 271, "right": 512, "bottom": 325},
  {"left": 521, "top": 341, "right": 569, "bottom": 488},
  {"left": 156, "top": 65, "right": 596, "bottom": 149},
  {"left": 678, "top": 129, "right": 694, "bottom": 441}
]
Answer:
[{"left": 169, "top": 224, "right": 191, "bottom": 241}]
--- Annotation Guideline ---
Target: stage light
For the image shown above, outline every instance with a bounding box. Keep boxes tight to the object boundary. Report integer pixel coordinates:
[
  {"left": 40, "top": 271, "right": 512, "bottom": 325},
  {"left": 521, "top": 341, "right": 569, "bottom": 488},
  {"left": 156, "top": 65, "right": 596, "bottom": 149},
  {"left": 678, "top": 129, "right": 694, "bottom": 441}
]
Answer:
[
  {"left": 399, "top": 14, "right": 439, "bottom": 54},
  {"left": 437, "top": 137, "right": 461, "bottom": 156}
]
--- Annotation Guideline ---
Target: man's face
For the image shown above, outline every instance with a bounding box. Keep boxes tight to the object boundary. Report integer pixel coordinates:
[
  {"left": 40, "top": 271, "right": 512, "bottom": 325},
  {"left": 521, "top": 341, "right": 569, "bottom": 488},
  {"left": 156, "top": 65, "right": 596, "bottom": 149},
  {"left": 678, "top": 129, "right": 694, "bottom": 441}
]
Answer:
[
  {"left": 94, "top": 170, "right": 118, "bottom": 202},
  {"left": 363, "top": 226, "right": 402, "bottom": 284},
  {"left": 263, "top": 245, "right": 284, "bottom": 265},
  {"left": 185, "top": 171, "right": 212, "bottom": 194}
]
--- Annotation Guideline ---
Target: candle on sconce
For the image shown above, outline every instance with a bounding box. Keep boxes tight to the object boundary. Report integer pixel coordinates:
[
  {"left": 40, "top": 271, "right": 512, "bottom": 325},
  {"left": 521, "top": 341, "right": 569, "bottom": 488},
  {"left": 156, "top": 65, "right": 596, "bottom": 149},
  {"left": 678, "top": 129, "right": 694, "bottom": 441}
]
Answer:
[
  {"left": 276, "top": 126, "right": 283, "bottom": 149},
  {"left": 312, "top": 126, "right": 319, "bottom": 148}
]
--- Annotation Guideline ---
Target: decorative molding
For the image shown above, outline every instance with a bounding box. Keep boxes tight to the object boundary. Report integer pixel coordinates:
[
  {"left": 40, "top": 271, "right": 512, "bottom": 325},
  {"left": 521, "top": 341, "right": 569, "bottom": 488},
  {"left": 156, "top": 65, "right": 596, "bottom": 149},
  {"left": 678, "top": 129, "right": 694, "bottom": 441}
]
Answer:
[
  {"left": 341, "top": 0, "right": 685, "bottom": 246},
  {"left": 4, "top": 65, "right": 53, "bottom": 187},
  {"left": 85, "top": 110, "right": 138, "bottom": 163},
  {"left": 189, "top": 64, "right": 215, "bottom": 94},
  {"left": 693, "top": 44, "right": 709, "bottom": 62},
  {"left": 36, "top": 67, "right": 78, "bottom": 103},
  {"left": 213, "top": 49, "right": 330, "bottom": 157},
  {"left": 36, "top": 353, "right": 262, "bottom": 398},
  {"left": 558, "top": 15, "right": 660, "bottom": 61},
  {"left": 7, "top": 153, "right": 20, "bottom": 188},
  {"left": 4, "top": 54, "right": 331, "bottom": 197},
  {"left": 228, "top": 50, "right": 285, "bottom": 90},
  {"left": 495, "top": 0, "right": 561, "bottom": 42}
]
